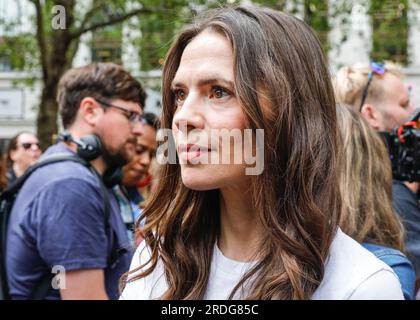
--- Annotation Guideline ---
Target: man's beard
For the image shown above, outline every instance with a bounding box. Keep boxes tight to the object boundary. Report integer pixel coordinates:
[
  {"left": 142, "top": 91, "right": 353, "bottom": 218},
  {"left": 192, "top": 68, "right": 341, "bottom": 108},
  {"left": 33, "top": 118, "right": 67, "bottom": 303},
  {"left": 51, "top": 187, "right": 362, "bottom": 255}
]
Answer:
[{"left": 101, "top": 138, "right": 136, "bottom": 169}]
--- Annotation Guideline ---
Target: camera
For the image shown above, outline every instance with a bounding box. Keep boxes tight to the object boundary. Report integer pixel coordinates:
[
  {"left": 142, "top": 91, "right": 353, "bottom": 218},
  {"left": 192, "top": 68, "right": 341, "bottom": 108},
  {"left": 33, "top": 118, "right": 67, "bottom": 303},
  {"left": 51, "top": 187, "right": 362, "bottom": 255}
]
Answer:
[{"left": 380, "top": 109, "right": 420, "bottom": 182}]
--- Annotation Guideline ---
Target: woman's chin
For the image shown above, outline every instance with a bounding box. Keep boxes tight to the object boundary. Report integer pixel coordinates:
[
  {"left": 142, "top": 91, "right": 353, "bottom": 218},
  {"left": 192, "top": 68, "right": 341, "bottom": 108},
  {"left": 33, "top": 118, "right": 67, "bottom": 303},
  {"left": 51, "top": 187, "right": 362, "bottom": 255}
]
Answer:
[{"left": 181, "top": 171, "right": 217, "bottom": 191}]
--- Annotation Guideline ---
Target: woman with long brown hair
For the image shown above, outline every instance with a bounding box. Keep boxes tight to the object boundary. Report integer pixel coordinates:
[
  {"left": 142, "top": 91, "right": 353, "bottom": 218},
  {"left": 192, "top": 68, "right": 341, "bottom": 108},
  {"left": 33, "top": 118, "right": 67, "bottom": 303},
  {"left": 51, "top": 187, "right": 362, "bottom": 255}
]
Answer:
[
  {"left": 336, "top": 104, "right": 415, "bottom": 299},
  {"left": 120, "top": 5, "right": 403, "bottom": 299}
]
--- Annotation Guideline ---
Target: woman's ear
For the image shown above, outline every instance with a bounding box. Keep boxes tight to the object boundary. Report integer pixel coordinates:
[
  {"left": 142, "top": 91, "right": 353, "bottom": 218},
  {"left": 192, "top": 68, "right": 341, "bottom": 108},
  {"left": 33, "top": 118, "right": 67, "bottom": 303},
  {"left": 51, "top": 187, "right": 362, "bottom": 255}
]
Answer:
[
  {"left": 9, "top": 149, "right": 18, "bottom": 162},
  {"left": 360, "top": 103, "right": 382, "bottom": 131},
  {"left": 79, "top": 97, "right": 103, "bottom": 126}
]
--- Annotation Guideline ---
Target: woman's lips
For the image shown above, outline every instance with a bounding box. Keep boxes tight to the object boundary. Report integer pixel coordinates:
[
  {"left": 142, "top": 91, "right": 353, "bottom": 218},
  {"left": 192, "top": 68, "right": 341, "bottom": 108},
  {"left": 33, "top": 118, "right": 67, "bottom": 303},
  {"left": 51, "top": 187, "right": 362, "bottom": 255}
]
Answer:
[{"left": 178, "top": 144, "right": 211, "bottom": 162}]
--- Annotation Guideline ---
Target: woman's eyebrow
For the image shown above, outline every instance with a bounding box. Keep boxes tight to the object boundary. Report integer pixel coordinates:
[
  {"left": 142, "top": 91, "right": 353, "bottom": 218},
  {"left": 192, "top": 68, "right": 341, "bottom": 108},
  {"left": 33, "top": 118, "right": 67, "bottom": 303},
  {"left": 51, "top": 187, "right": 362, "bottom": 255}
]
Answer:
[
  {"left": 171, "top": 75, "right": 234, "bottom": 89},
  {"left": 197, "top": 78, "right": 234, "bottom": 88},
  {"left": 171, "top": 80, "right": 183, "bottom": 89}
]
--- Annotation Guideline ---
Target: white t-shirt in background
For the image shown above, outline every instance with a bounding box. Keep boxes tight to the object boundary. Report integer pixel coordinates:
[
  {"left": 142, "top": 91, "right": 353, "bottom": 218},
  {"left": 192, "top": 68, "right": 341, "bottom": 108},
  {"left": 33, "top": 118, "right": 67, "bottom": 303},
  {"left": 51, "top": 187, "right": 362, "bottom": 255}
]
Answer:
[{"left": 120, "top": 229, "right": 403, "bottom": 300}]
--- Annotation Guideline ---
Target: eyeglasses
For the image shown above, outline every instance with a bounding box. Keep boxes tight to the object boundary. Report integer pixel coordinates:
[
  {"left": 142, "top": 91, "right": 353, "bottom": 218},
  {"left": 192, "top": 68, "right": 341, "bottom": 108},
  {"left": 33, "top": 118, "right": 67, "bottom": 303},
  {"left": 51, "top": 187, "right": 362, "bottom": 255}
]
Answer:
[
  {"left": 359, "top": 62, "right": 386, "bottom": 112},
  {"left": 20, "top": 142, "right": 41, "bottom": 150},
  {"left": 96, "top": 99, "right": 146, "bottom": 126}
]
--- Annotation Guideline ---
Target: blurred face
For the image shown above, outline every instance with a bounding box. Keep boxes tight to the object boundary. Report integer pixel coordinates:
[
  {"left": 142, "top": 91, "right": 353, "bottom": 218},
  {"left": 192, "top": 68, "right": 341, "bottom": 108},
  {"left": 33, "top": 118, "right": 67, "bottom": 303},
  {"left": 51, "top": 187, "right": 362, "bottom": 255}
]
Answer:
[
  {"left": 171, "top": 31, "right": 251, "bottom": 191},
  {"left": 122, "top": 124, "right": 157, "bottom": 187},
  {"left": 375, "top": 73, "right": 415, "bottom": 131},
  {"left": 95, "top": 98, "right": 143, "bottom": 168},
  {"left": 10, "top": 133, "right": 41, "bottom": 171}
]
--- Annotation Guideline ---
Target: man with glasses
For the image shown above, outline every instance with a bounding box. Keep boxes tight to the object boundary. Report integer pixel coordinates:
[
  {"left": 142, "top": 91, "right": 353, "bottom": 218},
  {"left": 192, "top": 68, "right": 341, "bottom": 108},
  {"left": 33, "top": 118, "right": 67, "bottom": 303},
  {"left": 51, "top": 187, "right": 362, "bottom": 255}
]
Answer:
[
  {"left": 334, "top": 61, "right": 420, "bottom": 297},
  {"left": 6, "top": 63, "right": 146, "bottom": 300}
]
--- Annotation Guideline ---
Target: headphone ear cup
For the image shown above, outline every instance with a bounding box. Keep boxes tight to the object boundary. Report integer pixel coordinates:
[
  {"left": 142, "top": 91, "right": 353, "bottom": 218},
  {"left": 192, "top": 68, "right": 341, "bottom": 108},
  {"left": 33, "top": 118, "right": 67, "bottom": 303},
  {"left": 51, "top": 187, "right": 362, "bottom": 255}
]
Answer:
[{"left": 77, "top": 134, "right": 102, "bottom": 161}]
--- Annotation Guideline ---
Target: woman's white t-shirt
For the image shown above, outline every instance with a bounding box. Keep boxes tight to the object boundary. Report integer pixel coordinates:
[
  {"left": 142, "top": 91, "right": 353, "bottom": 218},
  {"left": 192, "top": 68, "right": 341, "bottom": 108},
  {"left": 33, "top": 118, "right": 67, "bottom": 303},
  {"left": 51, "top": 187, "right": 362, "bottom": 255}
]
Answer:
[{"left": 120, "top": 229, "right": 403, "bottom": 300}]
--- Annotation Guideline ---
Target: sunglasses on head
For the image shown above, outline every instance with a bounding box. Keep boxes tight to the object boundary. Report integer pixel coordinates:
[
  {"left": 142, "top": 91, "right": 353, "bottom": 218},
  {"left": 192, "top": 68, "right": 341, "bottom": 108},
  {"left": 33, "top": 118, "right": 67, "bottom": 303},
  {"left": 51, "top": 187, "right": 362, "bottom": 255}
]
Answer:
[
  {"left": 20, "top": 142, "right": 41, "bottom": 150},
  {"left": 359, "top": 62, "right": 386, "bottom": 112}
]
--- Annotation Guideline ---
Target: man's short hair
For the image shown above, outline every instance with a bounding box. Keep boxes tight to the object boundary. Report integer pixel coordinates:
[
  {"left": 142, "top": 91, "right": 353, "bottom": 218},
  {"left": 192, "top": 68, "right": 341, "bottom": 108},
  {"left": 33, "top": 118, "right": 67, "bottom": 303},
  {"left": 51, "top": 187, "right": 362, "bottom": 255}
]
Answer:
[
  {"left": 57, "top": 63, "right": 147, "bottom": 129},
  {"left": 333, "top": 61, "right": 404, "bottom": 111}
]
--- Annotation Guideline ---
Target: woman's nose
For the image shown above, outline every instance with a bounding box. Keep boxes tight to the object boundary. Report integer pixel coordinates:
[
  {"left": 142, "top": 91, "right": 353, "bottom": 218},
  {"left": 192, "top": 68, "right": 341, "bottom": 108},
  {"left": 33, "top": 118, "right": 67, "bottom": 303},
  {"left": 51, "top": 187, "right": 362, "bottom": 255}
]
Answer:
[{"left": 173, "top": 91, "right": 204, "bottom": 132}]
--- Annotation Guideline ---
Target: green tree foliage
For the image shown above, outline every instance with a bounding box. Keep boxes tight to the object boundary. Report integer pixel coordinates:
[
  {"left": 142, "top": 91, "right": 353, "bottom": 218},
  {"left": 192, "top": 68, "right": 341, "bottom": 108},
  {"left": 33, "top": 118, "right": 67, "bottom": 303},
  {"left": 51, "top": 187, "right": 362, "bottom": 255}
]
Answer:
[
  {"left": 369, "top": 0, "right": 409, "bottom": 64},
  {"left": 252, "top": 0, "right": 288, "bottom": 11},
  {"left": 1, "top": 0, "right": 163, "bottom": 148},
  {"left": 253, "top": 0, "right": 331, "bottom": 54},
  {"left": 0, "top": 34, "right": 38, "bottom": 71},
  {"left": 138, "top": 0, "right": 190, "bottom": 71},
  {"left": 138, "top": 0, "right": 232, "bottom": 71},
  {"left": 304, "top": 0, "right": 329, "bottom": 53}
]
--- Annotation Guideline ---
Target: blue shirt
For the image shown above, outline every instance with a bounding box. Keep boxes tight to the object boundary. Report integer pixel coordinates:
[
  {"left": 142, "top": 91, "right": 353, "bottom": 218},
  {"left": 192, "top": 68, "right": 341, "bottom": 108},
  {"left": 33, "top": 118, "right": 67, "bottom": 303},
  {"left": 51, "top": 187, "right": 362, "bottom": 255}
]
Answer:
[
  {"left": 362, "top": 243, "right": 415, "bottom": 300},
  {"left": 6, "top": 143, "right": 133, "bottom": 299},
  {"left": 393, "top": 180, "right": 420, "bottom": 279}
]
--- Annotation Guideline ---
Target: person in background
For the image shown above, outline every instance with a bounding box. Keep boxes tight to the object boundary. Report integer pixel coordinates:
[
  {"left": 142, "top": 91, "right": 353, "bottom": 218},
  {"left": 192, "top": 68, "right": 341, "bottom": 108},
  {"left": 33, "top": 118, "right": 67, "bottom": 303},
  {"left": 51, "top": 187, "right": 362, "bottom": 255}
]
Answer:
[
  {"left": 334, "top": 62, "right": 420, "bottom": 296},
  {"left": 6, "top": 63, "right": 145, "bottom": 300},
  {"left": 115, "top": 112, "right": 159, "bottom": 247},
  {"left": 336, "top": 104, "right": 415, "bottom": 299},
  {"left": 334, "top": 62, "right": 415, "bottom": 132},
  {"left": 0, "top": 149, "right": 7, "bottom": 192},
  {"left": 120, "top": 5, "right": 403, "bottom": 299},
  {"left": 5, "top": 132, "right": 42, "bottom": 185},
  {"left": 138, "top": 155, "right": 160, "bottom": 200},
  {"left": 122, "top": 113, "right": 160, "bottom": 203}
]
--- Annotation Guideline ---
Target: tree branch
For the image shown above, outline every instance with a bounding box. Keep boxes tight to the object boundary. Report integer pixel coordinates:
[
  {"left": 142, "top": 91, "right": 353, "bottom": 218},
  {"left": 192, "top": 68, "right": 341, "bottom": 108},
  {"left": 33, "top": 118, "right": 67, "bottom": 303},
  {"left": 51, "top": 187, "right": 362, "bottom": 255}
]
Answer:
[
  {"left": 30, "top": 0, "right": 49, "bottom": 81},
  {"left": 66, "top": 39, "right": 80, "bottom": 69},
  {"left": 77, "top": 3, "right": 107, "bottom": 33},
  {"left": 70, "top": 7, "right": 156, "bottom": 40}
]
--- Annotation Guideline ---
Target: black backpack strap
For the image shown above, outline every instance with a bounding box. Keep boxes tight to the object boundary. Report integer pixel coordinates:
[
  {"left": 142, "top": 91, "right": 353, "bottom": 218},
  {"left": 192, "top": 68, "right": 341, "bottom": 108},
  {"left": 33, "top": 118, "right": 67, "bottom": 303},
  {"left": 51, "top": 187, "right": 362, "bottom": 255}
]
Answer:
[
  {"left": 91, "top": 167, "right": 122, "bottom": 268},
  {"left": 29, "top": 273, "right": 55, "bottom": 300},
  {"left": 1, "top": 153, "right": 89, "bottom": 198}
]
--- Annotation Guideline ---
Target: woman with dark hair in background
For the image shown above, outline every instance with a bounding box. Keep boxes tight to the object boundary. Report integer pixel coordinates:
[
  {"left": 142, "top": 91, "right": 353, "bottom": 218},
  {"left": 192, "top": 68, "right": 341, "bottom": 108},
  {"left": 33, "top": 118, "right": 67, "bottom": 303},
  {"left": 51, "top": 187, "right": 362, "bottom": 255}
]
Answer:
[
  {"left": 116, "top": 112, "right": 160, "bottom": 247},
  {"left": 5, "top": 132, "right": 42, "bottom": 185},
  {"left": 336, "top": 104, "right": 415, "bottom": 299},
  {"left": 121, "top": 5, "right": 403, "bottom": 299},
  {"left": 121, "top": 112, "right": 160, "bottom": 201}
]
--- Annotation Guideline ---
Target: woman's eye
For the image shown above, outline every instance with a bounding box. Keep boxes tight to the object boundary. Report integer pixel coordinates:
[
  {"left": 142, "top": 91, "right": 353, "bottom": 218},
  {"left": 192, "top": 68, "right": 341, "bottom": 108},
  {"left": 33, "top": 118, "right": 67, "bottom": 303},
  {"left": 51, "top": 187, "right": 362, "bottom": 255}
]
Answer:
[
  {"left": 174, "top": 89, "right": 186, "bottom": 103},
  {"left": 211, "top": 86, "right": 230, "bottom": 99},
  {"left": 135, "top": 146, "right": 145, "bottom": 154}
]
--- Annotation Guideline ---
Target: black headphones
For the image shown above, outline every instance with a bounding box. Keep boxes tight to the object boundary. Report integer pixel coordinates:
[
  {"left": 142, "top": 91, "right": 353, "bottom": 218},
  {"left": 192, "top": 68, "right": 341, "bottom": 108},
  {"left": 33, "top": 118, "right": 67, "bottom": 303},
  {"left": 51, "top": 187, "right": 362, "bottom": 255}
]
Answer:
[
  {"left": 57, "top": 131, "right": 123, "bottom": 187},
  {"left": 58, "top": 131, "right": 102, "bottom": 161}
]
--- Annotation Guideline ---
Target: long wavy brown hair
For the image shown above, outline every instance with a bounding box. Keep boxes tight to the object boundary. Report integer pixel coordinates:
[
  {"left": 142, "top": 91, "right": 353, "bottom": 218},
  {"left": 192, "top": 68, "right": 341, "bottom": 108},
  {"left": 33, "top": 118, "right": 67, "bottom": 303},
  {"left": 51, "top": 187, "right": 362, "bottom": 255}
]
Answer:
[
  {"left": 123, "top": 5, "right": 342, "bottom": 299},
  {"left": 336, "top": 105, "right": 405, "bottom": 252}
]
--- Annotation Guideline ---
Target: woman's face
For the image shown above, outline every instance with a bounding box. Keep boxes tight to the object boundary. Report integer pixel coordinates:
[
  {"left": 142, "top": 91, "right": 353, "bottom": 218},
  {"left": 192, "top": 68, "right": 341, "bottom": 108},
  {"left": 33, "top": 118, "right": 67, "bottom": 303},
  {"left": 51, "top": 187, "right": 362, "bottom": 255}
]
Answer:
[
  {"left": 171, "top": 31, "right": 250, "bottom": 191},
  {"left": 10, "top": 133, "right": 41, "bottom": 171},
  {"left": 122, "top": 124, "right": 157, "bottom": 187}
]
